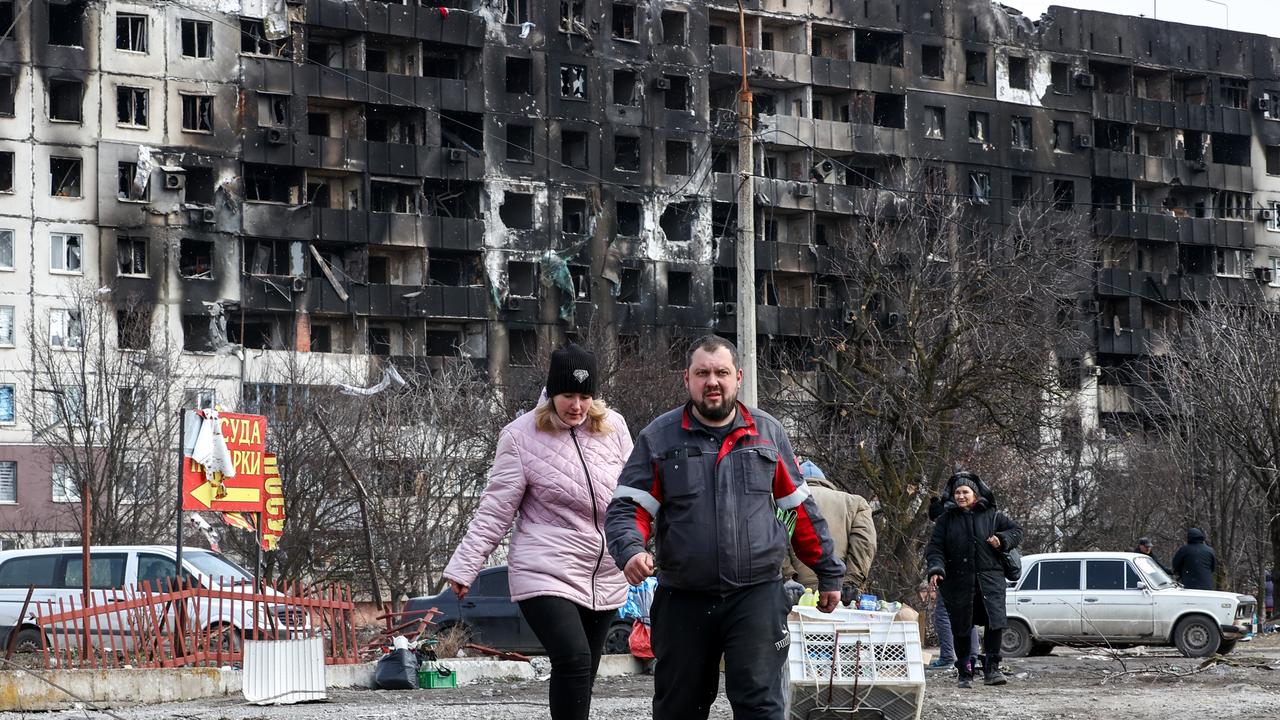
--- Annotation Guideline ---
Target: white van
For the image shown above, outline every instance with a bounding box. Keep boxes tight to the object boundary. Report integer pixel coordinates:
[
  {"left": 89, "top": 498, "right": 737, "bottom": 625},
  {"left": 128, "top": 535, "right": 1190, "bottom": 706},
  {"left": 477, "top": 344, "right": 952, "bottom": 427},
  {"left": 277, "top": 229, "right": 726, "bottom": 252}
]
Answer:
[{"left": 0, "top": 545, "right": 288, "bottom": 653}]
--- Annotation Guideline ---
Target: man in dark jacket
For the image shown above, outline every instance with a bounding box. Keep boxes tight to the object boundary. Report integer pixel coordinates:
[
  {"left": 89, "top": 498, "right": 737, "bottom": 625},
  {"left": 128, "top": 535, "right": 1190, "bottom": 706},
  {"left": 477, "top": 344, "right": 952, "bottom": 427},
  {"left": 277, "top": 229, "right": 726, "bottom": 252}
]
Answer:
[
  {"left": 1133, "top": 537, "right": 1171, "bottom": 575},
  {"left": 606, "top": 335, "right": 845, "bottom": 720},
  {"left": 1171, "top": 528, "right": 1216, "bottom": 590}
]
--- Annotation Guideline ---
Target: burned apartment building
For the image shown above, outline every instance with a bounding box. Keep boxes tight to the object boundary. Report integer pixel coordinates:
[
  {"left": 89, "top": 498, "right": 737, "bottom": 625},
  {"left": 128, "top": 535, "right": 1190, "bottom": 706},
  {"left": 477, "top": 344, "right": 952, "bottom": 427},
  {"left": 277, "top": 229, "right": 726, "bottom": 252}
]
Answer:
[{"left": 0, "top": 0, "right": 1279, "bottom": 540}]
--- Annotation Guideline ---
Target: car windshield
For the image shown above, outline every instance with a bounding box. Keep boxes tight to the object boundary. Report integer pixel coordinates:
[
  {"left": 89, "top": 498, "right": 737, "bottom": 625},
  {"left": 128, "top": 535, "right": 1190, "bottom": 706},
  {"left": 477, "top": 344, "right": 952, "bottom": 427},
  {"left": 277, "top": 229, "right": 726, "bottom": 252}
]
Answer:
[
  {"left": 185, "top": 551, "right": 253, "bottom": 584},
  {"left": 1134, "top": 556, "right": 1175, "bottom": 589}
]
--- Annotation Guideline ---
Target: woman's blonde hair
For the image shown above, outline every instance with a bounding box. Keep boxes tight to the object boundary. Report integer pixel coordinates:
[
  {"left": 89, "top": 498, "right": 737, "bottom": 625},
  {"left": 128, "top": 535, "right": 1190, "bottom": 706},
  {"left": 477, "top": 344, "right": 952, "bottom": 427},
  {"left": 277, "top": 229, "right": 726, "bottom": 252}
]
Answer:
[{"left": 535, "top": 396, "right": 613, "bottom": 434}]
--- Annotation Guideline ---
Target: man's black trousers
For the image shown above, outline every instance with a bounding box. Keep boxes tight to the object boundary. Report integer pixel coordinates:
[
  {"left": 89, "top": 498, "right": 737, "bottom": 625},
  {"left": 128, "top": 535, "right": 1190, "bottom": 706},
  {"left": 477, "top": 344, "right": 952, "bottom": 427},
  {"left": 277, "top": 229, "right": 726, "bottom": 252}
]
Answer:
[{"left": 650, "top": 579, "right": 791, "bottom": 720}]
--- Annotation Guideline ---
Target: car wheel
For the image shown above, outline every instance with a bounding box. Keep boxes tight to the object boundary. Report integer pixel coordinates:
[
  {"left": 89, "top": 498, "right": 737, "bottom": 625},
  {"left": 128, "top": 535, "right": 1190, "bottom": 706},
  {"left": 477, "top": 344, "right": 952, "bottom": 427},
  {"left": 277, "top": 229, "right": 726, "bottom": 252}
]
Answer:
[
  {"left": 1028, "top": 641, "right": 1055, "bottom": 657},
  {"left": 1001, "top": 620, "right": 1033, "bottom": 658},
  {"left": 1173, "top": 615, "right": 1221, "bottom": 658},
  {"left": 604, "top": 622, "right": 631, "bottom": 655},
  {"left": 209, "top": 623, "right": 244, "bottom": 654},
  {"left": 1216, "top": 639, "right": 1237, "bottom": 655},
  {"left": 12, "top": 627, "right": 44, "bottom": 654}
]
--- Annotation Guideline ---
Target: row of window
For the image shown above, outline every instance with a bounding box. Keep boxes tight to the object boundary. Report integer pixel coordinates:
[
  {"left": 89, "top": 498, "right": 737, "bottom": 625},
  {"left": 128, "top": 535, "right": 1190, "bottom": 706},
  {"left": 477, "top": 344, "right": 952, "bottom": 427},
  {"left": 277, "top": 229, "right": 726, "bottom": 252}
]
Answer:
[
  {"left": 0, "top": 460, "right": 153, "bottom": 505},
  {"left": 36, "top": 77, "right": 215, "bottom": 132}
]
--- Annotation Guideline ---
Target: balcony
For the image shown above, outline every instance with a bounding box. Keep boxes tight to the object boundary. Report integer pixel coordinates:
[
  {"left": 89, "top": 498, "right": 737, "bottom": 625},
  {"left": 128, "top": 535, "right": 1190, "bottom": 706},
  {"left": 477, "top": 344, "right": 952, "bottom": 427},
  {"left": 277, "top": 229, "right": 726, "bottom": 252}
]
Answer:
[
  {"left": 758, "top": 114, "right": 908, "bottom": 156},
  {"left": 1096, "top": 269, "right": 1181, "bottom": 302},
  {"left": 1093, "top": 93, "right": 1251, "bottom": 134},
  {"left": 307, "top": 0, "right": 485, "bottom": 46},
  {"left": 1095, "top": 320, "right": 1155, "bottom": 356},
  {"left": 1092, "top": 209, "right": 1250, "bottom": 247},
  {"left": 310, "top": 283, "right": 488, "bottom": 320}
]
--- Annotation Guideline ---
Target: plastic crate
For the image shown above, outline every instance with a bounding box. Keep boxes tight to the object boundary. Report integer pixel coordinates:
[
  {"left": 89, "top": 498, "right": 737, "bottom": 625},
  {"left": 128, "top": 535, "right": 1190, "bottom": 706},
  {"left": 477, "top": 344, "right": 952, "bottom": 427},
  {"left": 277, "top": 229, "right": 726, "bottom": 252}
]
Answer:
[
  {"left": 787, "top": 607, "right": 925, "bottom": 720},
  {"left": 417, "top": 667, "right": 457, "bottom": 689}
]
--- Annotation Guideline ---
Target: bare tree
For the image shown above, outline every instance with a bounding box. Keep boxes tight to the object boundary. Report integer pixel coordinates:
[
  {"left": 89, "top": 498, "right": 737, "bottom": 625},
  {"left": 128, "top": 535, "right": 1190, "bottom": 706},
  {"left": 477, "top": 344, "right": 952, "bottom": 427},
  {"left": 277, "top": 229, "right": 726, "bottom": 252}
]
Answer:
[
  {"left": 21, "top": 282, "right": 180, "bottom": 544},
  {"left": 1136, "top": 291, "right": 1279, "bottom": 593},
  {"left": 774, "top": 161, "right": 1094, "bottom": 599}
]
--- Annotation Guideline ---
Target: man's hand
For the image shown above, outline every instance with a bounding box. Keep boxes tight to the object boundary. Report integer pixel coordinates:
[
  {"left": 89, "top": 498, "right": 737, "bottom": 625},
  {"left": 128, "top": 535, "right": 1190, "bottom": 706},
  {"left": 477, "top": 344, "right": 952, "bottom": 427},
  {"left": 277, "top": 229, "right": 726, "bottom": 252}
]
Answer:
[
  {"left": 817, "top": 590, "right": 841, "bottom": 613},
  {"left": 448, "top": 579, "right": 470, "bottom": 601},
  {"left": 987, "top": 535, "right": 1002, "bottom": 549},
  {"left": 624, "top": 552, "right": 655, "bottom": 585},
  {"left": 928, "top": 574, "right": 940, "bottom": 591}
]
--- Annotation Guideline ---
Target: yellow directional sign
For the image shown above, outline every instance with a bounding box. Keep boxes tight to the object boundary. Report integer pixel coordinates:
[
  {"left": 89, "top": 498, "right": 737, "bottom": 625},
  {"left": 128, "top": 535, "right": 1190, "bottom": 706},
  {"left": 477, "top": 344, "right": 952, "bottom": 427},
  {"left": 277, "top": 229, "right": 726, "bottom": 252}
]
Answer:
[{"left": 188, "top": 480, "right": 263, "bottom": 509}]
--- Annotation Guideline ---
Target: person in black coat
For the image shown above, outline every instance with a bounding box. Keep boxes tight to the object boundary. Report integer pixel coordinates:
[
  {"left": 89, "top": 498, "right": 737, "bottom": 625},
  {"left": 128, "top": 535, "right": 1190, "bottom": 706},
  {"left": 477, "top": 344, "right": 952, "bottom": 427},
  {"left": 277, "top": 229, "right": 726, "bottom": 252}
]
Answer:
[
  {"left": 925, "top": 476, "right": 1022, "bottom": 688},
  {"left": 1171, "top": 528, "right": 1216, "bottom": 590},
  {"left": 1132, "top": 537, "right": 1171, "bottom": 575}
]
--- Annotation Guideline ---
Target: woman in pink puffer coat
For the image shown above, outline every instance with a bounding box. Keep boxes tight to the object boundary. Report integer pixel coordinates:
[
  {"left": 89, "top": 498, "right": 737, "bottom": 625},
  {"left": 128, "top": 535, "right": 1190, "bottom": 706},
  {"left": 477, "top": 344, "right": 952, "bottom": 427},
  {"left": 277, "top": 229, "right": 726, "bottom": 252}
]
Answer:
[{"left": 443, "top": 344, "right": 631, "bottom": 720}]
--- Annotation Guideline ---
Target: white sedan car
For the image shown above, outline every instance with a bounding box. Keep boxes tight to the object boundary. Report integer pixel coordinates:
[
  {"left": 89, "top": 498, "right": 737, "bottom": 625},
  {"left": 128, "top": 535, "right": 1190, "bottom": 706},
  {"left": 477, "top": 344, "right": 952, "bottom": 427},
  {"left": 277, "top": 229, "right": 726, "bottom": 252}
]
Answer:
[{"left": 1003, "top": 552, "right": 1255, "bottom": 658}]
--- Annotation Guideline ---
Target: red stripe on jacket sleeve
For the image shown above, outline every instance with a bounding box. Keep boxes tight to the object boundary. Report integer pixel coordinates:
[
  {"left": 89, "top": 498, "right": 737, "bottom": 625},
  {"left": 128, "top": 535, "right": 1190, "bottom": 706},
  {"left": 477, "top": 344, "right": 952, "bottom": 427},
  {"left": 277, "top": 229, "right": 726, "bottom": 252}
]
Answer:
[{"left": 791, "top": 503, "right": 824, "bottom": 566}]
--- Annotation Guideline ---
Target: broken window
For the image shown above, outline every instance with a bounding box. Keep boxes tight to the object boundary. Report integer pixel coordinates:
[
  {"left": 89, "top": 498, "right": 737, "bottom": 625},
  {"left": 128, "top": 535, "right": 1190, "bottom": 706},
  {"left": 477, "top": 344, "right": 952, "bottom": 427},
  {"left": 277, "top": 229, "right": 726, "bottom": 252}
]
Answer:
[
  {"left": 48, "top": 80, "right": 83, "bottom": 122},
  {"left": 661, "top": 10, "right": 687, "bottom": 45},
  {"left": 117, "top": 236, "right": 147, "bottom": 276},
  {"left": 1007, "top": 56, "right": 1029, "bottom": 90},
  {"left": 709, "top": 25, "right": 728, "bottom": 45},
  {"left": 503, "top": 0, "right": 530, "bottom": 24},
  {"left": 181, "top": 19, "right": 212, "bottom": 58},
  {"left": 422, "top": 48, "right": 464, "bottom": 80},
  {"left": 440, "top": 111, "right": 483, "bottom": 153},
  {"left": 506, "top": 125, "right": 533, "bottom": 163},
  {"left": 1173, "top": 75, "right": 1208, "bottom": 104},
  {"left": 181, "top": 94, "right": 213, "bottom": 132},
  {"left": 969, "top": 172, "right": 990, "bottom": 205},
  {"left": 185, "top": 168, "right": 215, "bottom": 205},
  {"left": 229, "top": 319, "right": 280, "bottom": 350},
  {"left": 257, "top": 93, "right": 289, "bottom": 128},
  {"left": 307, "top": 111, "right": 331, "bottom": 136},
  {"left": 423, "top": 179, "right": 482, "bottom": 218},
  {"left": 1211, "top": 133, "right": 1250, "bottom": 166},
  {"left": 423, "top": 330, "right": 462, "bottom": 356},
  {"left": 614, "top": 135, "right": 640, "bottom": 172},
  {"left": 369, "top": 105, "right": 425, "bottom": 145},
  {"left": 616, "top": 201, "right": 641, "bottom": 236},
  {"left": 612, "top": 69, "right": 637, "bottom": 105},
  {"left": 1218, "top": 78, "right": 1248, "bottom": 109},
  {"left": 562, "top": 197, "right": 587, "bottom": 235},
  {"left": 49, "top": 157, "right": 81, "bottom": 198},
  {"left": 180, "top": 239, "right": 214, "bottom": 279},
  {"left": 854, "top": 29, "right": 903, "bottom": 67},
  {"left": 427, "top": 250, "right": 481, "bottom": 286},
  {"left": 50, "top": 232, "right": 82, "bottom": 272},
  {"left": 116, "top": 86, "right": 147, "bottom": 127},
  {"left": 0, "top": 151, "right": 11, "bottom": 192},
  {"left": 965, "top": 50, "right": 987, "bottom": 84},
  {"left": 181, "top": 315, "right": 215, "bottom": 352},
  {"left": 1053, "top": 180, "right": 1075, "bottom": 211},
  {"left": 713, "top": 267, "right": 735, "bottom": 302},
  {"left": 116, "top": 308, "right": 150, "bottom": 350},
  {"left": 923, "top": 106, "right": 945, "bottom": 139},
  {"left": 845, "top": 165, "right": 877, "bottom": 188},
  {"left": 662, "top": 75, "right": 690, "bottom": 111},
  {"left": 1214, "top": 191, "right": 1251, "bottom": 221},
  {"left": 48, "top": 1, "right": 85, "bottom": 47},
  {"left": 562, "top": 130, "right": 588, "bottom": 169},
  {"left": 115, "top": 13, "right": 147, "bottom": 53},
  {"left": 612, "top": 3, "right": 635, "bottom": 40},
  {"left": 309, "top": 325, "right": 333, "bottom": 352},
  {"left": 560, "top": 64, "right": 587, "bottom": 99},
  {"left": 244, "top": 239, "right": 290, "bottom": 275},
  {"left": 569, "top": 264, "right": 591, "bottom": 300},
  {"left": 371, "top": 180, "right": 420, "bottom": 213},
  {"left": 871, "top": 93, "right": 904, "bottom": 128},
  {"left": 50, "top": 309, "right": 83, "bottom": 348},
  {"left": 508, "top": 261, "right": 537, "bottom": 297},
  {"left": 665, "top": 140, "right": 690, "bottom": 175},
  {"left": 116, "top": 161, "right": 144, "bottom": 200},
  {"left": 921, "top": 44, "right": 944, "bottom": 79},
  {"left": 0, "top": 74, "right": 14, "bottom": 117},
  {"left": 968, "top": 111, "right": 988, "bottom": 143},
  {"left": 1011, "top": 116, "right": 1033, "bottom": 150},
  {"left": 505, "top": 56, "right": 532, "bottom": 94},
  {"left": 500, "top": 192, "right": 535, "bottom": 230},
  {"left": 617, "top": 267, "right": 641, "bottom": 302},
  {"left": 240, "top": 19, "right": 289, "bottom": 57},
  {"left": 1266, "top": 146, "right": 1280, "bottom": 176},
  {"left": 365, "top": 47, "right": 387, "bottom": 73},
  {"left": 1012, "top": 175, "right": 1032, "bottom": 205},
  {"left": 1214, "top": 247, "right": 1249, "bottom": 276},
  {"left": 508, "top": 328, "right": 538, "bottom": 366},
  {"left": 1051, "top": 61, "right": 1071, "bottom": 94},
  {"left": 559, "top": 1, "right": 586, "bottom": 34},
  {"left": 660, "top": 201, "right": 696, "bottom": 243},
  {"left": 1052, "top": 120, "right": 1074, "bottom": 153},
  {"left": 667, "top": 270, "right": 692, "bottom": 306}
]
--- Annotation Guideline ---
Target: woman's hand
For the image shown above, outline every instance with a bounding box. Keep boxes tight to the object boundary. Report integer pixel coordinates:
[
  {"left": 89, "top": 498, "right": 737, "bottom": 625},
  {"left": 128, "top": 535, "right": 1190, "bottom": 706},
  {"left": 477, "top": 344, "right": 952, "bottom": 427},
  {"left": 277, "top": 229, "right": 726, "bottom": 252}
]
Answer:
[
  {"left": 987, "top": 535, "right": 1002, "bottom": 549},
  {"left": 448, "top": 580, "right": 470, "bottom": 601},
  {"left": 928, "top": 574, "right": 940, "bottom": 591}
]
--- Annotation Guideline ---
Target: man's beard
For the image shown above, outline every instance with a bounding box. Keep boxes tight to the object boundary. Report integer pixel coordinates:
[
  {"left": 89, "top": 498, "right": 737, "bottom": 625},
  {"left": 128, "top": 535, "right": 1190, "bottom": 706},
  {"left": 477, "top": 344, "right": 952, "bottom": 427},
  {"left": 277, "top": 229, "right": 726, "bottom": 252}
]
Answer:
[{"left": 693, "top": 386, "right": 738, "bottom": 422}]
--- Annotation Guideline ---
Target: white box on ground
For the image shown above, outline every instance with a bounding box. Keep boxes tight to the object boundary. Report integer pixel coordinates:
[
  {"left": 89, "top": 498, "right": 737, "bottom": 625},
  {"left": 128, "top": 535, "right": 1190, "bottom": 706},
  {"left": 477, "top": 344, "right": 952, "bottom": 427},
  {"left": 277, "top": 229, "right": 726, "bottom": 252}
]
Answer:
[
  {"left": 242, "top": 637, "right": 328, "bottom": 705},
  {"left": 787, "top": 607, "right": 925, "bottom": 720}
]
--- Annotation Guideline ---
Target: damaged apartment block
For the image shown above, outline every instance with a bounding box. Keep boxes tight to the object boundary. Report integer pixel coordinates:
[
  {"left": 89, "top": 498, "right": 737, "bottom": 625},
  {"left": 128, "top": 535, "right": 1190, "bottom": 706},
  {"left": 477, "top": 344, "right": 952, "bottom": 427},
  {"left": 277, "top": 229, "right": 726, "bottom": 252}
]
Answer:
[{"left": 0, "top": 0, "right": 1278, "bottom": 478}]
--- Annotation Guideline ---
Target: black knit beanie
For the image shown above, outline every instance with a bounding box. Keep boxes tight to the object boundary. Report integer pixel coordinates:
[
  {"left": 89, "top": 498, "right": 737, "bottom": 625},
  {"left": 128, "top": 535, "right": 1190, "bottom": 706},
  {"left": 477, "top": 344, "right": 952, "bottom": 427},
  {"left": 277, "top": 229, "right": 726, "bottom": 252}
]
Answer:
[{"left": 546, "top": 344, "right": 598, "bottom": 397}]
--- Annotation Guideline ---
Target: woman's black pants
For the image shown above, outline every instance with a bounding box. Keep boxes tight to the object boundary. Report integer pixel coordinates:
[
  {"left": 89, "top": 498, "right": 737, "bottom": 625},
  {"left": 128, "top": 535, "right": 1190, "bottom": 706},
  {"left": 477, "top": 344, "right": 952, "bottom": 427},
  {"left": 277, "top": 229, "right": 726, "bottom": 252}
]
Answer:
[{"left": 518, "top": 595, "right": 616, "bottom": 720}]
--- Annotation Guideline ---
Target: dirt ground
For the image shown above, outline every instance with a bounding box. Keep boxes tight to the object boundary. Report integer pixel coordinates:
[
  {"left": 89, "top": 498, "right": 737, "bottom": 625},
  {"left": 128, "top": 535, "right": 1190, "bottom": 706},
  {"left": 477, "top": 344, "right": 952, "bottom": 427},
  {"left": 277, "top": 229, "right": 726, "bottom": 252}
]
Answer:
[{"left": 7, "top": 636, "right": 1280, "bottom": 720}]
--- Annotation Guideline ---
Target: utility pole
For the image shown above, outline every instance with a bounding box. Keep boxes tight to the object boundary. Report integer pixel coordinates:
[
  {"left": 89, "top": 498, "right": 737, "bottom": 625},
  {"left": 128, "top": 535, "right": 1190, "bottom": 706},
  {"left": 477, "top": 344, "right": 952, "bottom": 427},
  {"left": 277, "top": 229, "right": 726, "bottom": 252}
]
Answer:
[{"left": 735, "top": 1, "right": 758, "bottom": 406}]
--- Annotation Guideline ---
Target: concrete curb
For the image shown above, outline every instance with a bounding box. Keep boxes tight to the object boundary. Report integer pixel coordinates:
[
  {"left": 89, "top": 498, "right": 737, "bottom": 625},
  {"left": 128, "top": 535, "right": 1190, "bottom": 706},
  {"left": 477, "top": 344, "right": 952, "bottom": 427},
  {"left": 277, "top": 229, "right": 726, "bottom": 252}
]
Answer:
[{"left": 0, "top": 655, "right": 646, "bottom": 709}]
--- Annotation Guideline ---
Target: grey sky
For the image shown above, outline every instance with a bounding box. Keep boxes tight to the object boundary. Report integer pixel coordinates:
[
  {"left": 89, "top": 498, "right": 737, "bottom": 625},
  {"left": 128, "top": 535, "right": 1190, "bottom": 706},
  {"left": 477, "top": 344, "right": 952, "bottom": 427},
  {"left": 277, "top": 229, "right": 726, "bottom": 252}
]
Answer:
[{"left": 1006, "top": 0, "right": 1280, "bottom": 39}]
